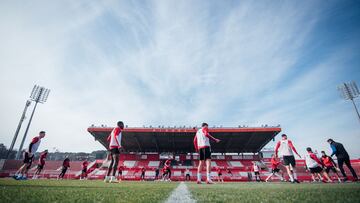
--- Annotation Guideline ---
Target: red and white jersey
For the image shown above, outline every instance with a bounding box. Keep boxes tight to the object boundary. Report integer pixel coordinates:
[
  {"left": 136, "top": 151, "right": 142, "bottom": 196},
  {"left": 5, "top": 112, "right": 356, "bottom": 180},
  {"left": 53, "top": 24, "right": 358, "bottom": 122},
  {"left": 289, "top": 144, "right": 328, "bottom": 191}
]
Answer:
[
  {"left": 305, "top": 152, "right": 322, "bottom": 168},
  {"left": 107, "top": 127, "right": 122, "bottom": 149},
  {"left": 275, "top": 139, "right": 297, "bottom": 157},
  {"left": 253, "top": 164, "right": 260, "bottom": 172},
  {"left": 27, "top": 136, "right": 41, "bottom": 153},
  {"left": 194, "top": 128, "right": 210, "bottom": 149}
]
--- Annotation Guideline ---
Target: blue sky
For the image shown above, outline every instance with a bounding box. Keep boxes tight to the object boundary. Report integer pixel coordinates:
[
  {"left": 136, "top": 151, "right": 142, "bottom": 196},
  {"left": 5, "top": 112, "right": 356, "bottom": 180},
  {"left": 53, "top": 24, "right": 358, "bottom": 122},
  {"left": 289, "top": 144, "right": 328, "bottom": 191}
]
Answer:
[{"left": 0, "top": 0, "right": 359, "bottom": 157}]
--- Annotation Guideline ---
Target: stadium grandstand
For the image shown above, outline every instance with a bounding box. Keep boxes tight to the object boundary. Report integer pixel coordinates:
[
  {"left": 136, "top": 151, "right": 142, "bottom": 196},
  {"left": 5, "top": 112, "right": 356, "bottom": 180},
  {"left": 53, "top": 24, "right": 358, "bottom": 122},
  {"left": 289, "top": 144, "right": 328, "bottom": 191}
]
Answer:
[{"left": 1, "top": 126, "right": 359, "bottom": 182}]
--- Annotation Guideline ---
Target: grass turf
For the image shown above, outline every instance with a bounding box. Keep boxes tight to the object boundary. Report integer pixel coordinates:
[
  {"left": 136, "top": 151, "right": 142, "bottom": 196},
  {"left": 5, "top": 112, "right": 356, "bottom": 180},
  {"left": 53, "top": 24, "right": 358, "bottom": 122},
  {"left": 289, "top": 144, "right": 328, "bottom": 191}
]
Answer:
[
  {"left": 0, "top": 178, "right": 177, "bottom": 203},
  {"left": 0, "top": 179, "right": 359, "bottom": 203},
  {"left": 188, "top": 182, "right": 360, "bottom": 203}
]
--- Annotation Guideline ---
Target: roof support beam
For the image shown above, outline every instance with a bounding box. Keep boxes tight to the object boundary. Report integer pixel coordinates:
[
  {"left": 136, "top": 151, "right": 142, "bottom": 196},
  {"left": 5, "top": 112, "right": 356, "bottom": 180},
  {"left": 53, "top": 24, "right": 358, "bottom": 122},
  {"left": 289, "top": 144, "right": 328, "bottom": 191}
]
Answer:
[
  {"left": 224, "top": 133, "right": 233, "bottom": 153},
  {"left": 152, "top": 132, "right": 160, "bottom": 152},
  {"left": 242, "top": 132, "right": 255, "bottom": 153},
  {"left": 134, "top": 134, "right": 142, "bottom": 152}
]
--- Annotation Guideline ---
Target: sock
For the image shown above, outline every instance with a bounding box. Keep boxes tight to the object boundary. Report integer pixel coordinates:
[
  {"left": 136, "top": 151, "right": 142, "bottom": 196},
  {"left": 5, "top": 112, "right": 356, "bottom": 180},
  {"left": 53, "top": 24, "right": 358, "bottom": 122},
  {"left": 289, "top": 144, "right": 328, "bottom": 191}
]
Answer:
[
  {"left": 293, "top": 172, "right": 297, "bottom": 180},
  {"left": 289, "top": 174, "right": 294, "bottom": 182},
  {"left": 206, "top": 173, "right": 211, "bottom": 181},
  {"left": 197, "top": 173, "right": 201, "bottom": 181}
]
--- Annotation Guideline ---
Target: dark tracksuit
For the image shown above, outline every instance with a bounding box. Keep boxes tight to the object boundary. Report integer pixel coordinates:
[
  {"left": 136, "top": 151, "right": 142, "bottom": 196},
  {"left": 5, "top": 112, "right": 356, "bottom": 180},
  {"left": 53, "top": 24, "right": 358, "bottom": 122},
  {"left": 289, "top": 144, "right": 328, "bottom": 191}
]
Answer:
[{"left": 330, "top": 142, "right": 358, "bottom": 180}]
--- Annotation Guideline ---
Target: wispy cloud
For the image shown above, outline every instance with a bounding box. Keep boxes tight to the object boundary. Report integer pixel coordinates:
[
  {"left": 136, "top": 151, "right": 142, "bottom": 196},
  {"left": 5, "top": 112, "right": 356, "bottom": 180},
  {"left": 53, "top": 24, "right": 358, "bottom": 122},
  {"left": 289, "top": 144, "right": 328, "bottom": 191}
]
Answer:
[{"left": 0, "top": 1, "right": 359, "bottom": 156}]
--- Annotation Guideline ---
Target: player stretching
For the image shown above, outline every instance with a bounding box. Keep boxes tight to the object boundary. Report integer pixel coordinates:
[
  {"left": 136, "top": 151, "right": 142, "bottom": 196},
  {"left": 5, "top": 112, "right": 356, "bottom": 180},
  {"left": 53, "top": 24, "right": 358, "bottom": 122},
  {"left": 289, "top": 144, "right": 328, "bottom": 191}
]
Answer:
[
  {"left": 217, "top": 167, "right": 224, "bottom": 182},
  {"left": 305, "top": 147, "right": 332, "bottom": 182},
  {"left": 265, "top": 154, "right": 284, "bottom": 182},
  {"left": 58, "top": 157, "right": 70, "bottom": 179},
  {"left": 162, "top": 159, "right": 171, "bottom": 181},
  {"left": 252, "top": 162, "right": 262, "bottom": 182},
  {"left": 193, "top": 123, "right": 220, "bottom": 184},
  {"left": 140, "top": 167, "right": 146, "bottom": 181},
  {"left": 13, "top": 131, "right": 46, "bottom": 180},
  {"left": 320, "top": 151, "right": 341, "bottom": 183},
  {"left": 33, "top": 149, "right": 48, "bottom": 179},
  {"left": 80, "top": 160, "right": 88, "bottom": 180},
  {"left": 275, "top": 134, "right": 301, "bottom": 183},
  {"left": 104, "top": 121, "right": 124, "bottom": 183},
  {"left": 118, "top": 165, "right": 124, "bottom": 181}
]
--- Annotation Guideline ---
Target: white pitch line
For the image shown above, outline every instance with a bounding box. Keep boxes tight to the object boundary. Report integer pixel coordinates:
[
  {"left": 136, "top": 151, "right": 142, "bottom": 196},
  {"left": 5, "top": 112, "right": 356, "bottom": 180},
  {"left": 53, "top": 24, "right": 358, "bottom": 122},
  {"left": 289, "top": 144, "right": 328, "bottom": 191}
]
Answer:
[{"left": 165, "top": 182, "right": 196, "bottom": 203}]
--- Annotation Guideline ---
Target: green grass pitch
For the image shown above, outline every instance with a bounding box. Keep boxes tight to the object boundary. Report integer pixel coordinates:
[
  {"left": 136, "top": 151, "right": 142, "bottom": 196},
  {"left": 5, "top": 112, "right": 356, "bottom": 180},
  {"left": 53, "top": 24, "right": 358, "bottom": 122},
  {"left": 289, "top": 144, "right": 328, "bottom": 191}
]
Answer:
[{"left": 0, "top": 178, "right": 359, "bottom": 203}]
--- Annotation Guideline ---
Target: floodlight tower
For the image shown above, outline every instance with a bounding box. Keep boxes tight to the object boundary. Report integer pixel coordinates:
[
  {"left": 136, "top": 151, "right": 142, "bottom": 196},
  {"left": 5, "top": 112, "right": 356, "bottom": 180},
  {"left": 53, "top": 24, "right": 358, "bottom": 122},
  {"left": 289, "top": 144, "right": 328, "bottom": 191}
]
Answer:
[
  {"left": 337, "top": 81, "right": 360, "bottom": 123},
  {"left": 6, "top": 100, "right": 32, "bottom": 159},
  {"left": 15, "top": 85, "right": 50, "bottom": 160}
]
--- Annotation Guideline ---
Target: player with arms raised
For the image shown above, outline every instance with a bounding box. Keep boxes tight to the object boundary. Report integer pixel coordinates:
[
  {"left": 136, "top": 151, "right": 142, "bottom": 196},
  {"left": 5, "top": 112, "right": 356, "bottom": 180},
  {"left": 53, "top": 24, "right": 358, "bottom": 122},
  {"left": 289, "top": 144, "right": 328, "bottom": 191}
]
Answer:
[
  {"left": 194, "top": 123, "right": 220, "bottom": 184},
  {"left": 275, "top": 134, "right": 301, "bottom": 183}
]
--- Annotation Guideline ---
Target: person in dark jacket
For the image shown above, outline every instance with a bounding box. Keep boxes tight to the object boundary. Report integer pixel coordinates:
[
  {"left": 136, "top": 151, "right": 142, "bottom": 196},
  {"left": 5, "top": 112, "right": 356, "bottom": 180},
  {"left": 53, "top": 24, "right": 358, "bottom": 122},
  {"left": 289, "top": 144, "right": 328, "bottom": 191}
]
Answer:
[{"left": 327, "top": 139, "right": 358, "bottom": 182}]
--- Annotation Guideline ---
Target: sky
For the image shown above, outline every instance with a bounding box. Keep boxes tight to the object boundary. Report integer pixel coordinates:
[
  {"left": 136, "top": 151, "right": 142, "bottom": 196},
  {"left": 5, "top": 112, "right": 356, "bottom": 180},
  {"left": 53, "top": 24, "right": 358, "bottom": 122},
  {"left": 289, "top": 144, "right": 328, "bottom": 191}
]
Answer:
[{"left": 0, "top": 0, "right": 359, "bottom": 157}]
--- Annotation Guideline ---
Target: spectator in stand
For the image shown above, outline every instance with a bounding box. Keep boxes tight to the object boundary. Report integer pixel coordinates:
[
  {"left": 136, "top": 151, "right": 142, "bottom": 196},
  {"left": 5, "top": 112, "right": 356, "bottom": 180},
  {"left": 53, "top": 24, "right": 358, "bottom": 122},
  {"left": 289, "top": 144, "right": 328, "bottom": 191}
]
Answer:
[
  {"left": 140, "top": 167, "right": 146, "bottom": 181},
  {"left": 305, "top": 147, "right": 332, "bottom": 183},
  {"left": 185, "top": 168, "right": 191, "bottom": 181},
  {"left": 14, "top": 131, "right": 46, "bottom": 180},
  {"left": 275, "top": 134, "right": 301, "bottom": 183},
  {"left": 33, "top": 149, "right": 48, "bottom": 179},
  {"left": 155, "top": 167, "right": 159, "bottom": 180},
  {"left": 80, "top": 160, "right": 88, "bottom": 180},
  {"left": 217, "top": 167, "right": 224, "bottom": 182},
  {"left": 265, "top": 154, "right": 284, "bottom": 182},
  {"left": 320, "top": 151, "right": 341, "bottom": 183},
  {"left": 118, "top": 165, "right": 124, "bottom": 181},
  {"left": 252, "top": 162, "right": 262, "bottom": 182},
  {"left": 327, "top": 139, "right": 358, "bottom": 182},
  {"left": 58, "top": 157, "right": 70, "bottom": 179}
]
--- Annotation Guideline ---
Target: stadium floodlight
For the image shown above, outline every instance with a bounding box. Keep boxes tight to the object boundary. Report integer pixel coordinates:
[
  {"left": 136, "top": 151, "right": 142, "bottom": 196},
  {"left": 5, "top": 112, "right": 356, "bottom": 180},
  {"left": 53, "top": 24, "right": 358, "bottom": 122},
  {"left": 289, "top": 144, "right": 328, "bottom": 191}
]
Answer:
[
  {"left": 337, "top": 81, "right": 360, "bottom": 123},
  {"left": 16, "top": 85, "right": 50, "bottom": 159}
]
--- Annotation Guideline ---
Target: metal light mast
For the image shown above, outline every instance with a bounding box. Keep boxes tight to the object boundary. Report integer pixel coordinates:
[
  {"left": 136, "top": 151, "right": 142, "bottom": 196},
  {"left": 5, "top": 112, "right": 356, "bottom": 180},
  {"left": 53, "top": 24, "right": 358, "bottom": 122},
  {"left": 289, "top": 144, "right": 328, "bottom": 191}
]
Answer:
[
  {"left": 15, "top": 85, "right": 50, "bottom": 160},
  {"left": 337, "top": 81, "right": 360, "bottom": 123},
  {"left": 6, "top": 100, "right": 32, "bottom": 159}
]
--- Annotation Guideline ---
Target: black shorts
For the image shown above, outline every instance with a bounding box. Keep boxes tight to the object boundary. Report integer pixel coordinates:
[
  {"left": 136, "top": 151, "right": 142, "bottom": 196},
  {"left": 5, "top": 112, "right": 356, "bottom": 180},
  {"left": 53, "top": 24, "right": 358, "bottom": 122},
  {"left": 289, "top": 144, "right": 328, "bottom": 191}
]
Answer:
[
  {"left": 254, "top": 171, "right": 260, "bottom": 175},
  {"left": 272, "top": 168, "right": 280, "bottom": 173},
  {"left": 309, "top": 166, "right": 323, "bottom": 174},
  {"left": 283, "top": 156, "right": 296, "bottom": 166},
  {"left": 218, "top": 173, "right": 222, "bottom": 176},
  {"left": 118, "top": 171, "right": 122, "bottom": 175},
  {"left": 110, "top": 148, "right": 120, "bottom": 155},
  {"left": 199, "top": 147, "right": 211, "bottom": 160},
  {"left": 61, "top": 167, "right": 68, "bottom": 174},
  {"left": 82, "top": 168, "right": 87, "bottom": 173},
  {"left": 37, "top": 164, "right": 44, "bottom": 170},
  {"left": 23, "top": 152, "right": 34, "bottom": 164},
  {"left": 325, "top": 166, "right": 337, "bottom": 173}
]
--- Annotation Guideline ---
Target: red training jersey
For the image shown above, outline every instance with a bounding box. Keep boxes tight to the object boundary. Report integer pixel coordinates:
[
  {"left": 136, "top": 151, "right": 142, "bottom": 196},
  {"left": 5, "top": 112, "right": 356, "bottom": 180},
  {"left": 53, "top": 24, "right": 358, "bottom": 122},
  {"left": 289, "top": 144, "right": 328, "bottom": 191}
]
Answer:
[
  {"left": 39, "top": 152, "right": 47, "bottom": 165},
  {"left": 270, "top": 157, "right": 280, "bottom": 169},
  {"left": 63, "top": 159, "right": 70, "bottom": 168},
  {"left": 321, "top": 156, "right": 335, "bottom": 167},
  {"left": 82, "top": 161, "right": 88, "bottom": 169}
]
